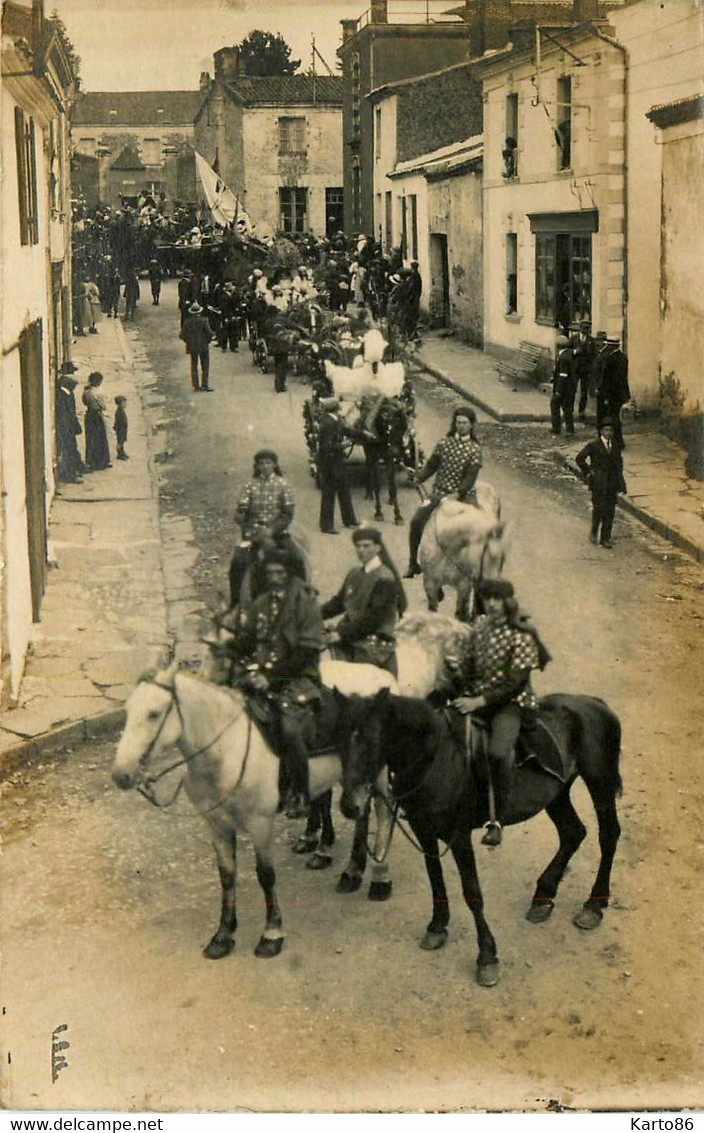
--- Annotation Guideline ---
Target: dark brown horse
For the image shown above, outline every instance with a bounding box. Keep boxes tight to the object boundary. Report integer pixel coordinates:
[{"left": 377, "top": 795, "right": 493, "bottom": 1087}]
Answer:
[{"left": 339, "top": 690, "right": 622, "bottom": 987}]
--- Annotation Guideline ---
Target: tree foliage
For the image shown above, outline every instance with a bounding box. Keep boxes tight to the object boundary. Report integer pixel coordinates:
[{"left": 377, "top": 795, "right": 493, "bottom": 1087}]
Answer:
[{"left": 238, "top": 30, "right": 300, "bottom": 77}]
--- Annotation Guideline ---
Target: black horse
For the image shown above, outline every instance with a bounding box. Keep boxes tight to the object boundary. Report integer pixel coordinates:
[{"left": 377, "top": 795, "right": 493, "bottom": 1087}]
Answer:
[
  {"left": 362, "top": 396, "right": 419, "bottom": 526},
  {"left": 340, "top": 689, "right": 622, "bottom": 987}
]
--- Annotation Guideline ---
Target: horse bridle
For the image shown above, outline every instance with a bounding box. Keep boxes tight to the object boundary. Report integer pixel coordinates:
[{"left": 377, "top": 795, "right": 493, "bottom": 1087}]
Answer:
[{"left": 134, "top": 676, "right": 252, "bottom": 811}]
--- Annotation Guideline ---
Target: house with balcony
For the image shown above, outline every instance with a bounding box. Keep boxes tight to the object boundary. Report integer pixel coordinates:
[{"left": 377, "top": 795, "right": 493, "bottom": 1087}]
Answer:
[
  {"left": 1, "top": 0, "right": 77, "bottom": 706},
  {"left": 71, "top": 90, "right": 200, "bottom": 208}
]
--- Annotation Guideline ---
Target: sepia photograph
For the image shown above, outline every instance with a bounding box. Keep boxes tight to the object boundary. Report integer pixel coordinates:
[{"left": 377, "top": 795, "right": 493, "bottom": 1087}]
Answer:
[{"left": 1, "top": 0, "right": 703, "bottom": 1118}]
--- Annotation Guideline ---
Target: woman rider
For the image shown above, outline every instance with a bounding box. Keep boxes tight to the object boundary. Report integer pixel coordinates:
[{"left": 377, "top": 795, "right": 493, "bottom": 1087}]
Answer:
[
  {"left": 404, "top": 406, "right": 482, "bottom": 578},
  {"left": 321, "top": 527, "right": 407, "bottom": 672}
]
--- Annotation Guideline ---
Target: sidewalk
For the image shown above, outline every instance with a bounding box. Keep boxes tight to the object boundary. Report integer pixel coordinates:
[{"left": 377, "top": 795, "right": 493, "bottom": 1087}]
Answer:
[
  {"left": 416, "top": 331, "right": 704, "bottom": 564},
  {"left": 0, "top": 316, "right": 205, "bottom": 769}
]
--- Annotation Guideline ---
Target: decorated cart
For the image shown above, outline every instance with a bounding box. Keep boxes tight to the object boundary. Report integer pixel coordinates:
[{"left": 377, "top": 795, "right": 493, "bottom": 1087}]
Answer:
[{"left": 302, "top": 328, "right": 422, "bottom": 489}]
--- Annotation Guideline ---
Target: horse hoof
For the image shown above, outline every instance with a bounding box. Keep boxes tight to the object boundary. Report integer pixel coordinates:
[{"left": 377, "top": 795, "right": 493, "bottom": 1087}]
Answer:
[
  {"left": 394, "top": 517, "right": 404, "bottom": 526},
  {"left": 336, "top": 872, "right": 363, "bottom": 894},
  {"left": 420, "top": 929, "right": 448, "bottom": 951},
  {"left": 203, "top": 935, "right": 235, "bottom": 960},
  {"left": 306, "top": 851, "right": 333, "bottom": 870},
  {"left": 292, "top": 835, "right": 318, "bottom": 855},
  {"left": 573, "top": 905, "right": 604, "bottom": 931},
  {"left": 476, "top": 961, "right": 500, "bottom": 988},
  {"left": 254, "top": 936, "right": 284, "bottom": 959},
  {"left": 526, "top": 900, "right": 555, "bottom": 924},
  {"left": 368, "top": 880, "right": 393, "bottom": 902}
]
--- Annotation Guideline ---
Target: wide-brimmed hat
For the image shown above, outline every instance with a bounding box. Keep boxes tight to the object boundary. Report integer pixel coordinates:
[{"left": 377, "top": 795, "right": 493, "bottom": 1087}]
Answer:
[
  {"left": 319, "top": 397, "right": 340, "bottom": 411},
  {"left": 189, "top": 302, "right": 203, "bottom": 313},
  {"left": 59, "top": 361, "right": 79, "bottom": 375}
]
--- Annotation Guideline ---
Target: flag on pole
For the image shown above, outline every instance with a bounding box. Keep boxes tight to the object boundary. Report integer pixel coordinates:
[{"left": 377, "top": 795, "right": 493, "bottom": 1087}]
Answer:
[{"left": 194, "top": 150, "right": 240, "bottom": 229}]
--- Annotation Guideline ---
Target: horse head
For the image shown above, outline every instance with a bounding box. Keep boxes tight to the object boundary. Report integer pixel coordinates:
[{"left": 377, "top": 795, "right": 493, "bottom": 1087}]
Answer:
[
  {"left": 112, "top": 663, "right": 181, "bottom": 791},
  {"left": 339, "top": 689, "right": 390, "bottom": 821}
]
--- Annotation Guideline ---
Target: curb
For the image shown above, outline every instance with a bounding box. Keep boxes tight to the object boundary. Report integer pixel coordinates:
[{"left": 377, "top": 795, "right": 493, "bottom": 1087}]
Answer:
[
  {"left": 414, "top": 357, "right": 552, "bottom": 424},
  {"left": 556, "top": 453, "right": 704, "bottom": 564},
  {"left": 0, "top": 706, "right": 127, "bottom": 778}
]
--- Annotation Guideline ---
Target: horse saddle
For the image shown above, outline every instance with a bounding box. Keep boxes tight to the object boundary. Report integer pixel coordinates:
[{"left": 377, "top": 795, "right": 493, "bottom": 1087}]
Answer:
[
  {"left": 442, "top": 709, "right": 567, "bottom": 784},
  {"left": 246, "top": 684, "right": 341, "bottom": 760}
]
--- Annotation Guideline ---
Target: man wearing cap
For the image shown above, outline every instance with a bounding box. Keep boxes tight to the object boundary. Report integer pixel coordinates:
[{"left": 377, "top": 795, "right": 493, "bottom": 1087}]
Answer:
[
  {"left": 56, "top": 363, "right": 85, "bottom": 483},
  {"left": 180, "top": 301, "right": 213, "bottom": 391},
  {"left": 452, "top": 580, "right": 551, "bottom": 846},
  {"left": 405, "top": 407, "right": 482, "bottom": 578},
  {"left": 322, "top": 526, "right": 407, "bottom": 671},
  {"left": 227, "top": 549, "right": 324, "bottom": 819},
  {"left": 550, "top": 335, "right": 577, "bottom": 436},
  {"left": 596, "top": 337, "right": 630, "bottom": 450},
  {"left": 229, "top": 450, "right": 296, "bottom": 607},
  {"left": 317, "top": 399, "right": 361, "bottom": 534},
  {"left": 575, "top": 419, "right": 627, "bottom": 548}
]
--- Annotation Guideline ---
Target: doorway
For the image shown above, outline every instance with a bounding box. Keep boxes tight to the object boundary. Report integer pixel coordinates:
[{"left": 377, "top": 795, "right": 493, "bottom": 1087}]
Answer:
[
  {"left": 19, "top": 320, "right": 47, "bottom": 622},
  {"left": 429, "top": 234, "right": 450, "bottom": 328}
]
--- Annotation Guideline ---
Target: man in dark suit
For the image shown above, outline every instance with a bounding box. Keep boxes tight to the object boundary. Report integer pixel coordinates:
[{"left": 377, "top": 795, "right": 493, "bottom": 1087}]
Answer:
[
  {"left": 550, "top": 335, "right": 577, "bottom": 436},
  {"left": 180, "top": 301, "right": 213, "bottom": 391},
  {"left": 596, "top": 337, "right": 630, "bottom": 449},
  {"left": 575, "top": 419, "right": 627, "bottom": 548},
  {"left": 572, "top": 320, "right": 596, "bottom": 421},
  {"left": 316, "top": 398, "right": 360, "bottom": 534}
]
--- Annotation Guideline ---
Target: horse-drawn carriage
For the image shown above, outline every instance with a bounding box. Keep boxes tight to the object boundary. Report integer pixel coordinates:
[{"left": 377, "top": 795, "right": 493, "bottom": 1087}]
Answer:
[{"left": 302, "top": 332, "right": 423, "bottom": 523}]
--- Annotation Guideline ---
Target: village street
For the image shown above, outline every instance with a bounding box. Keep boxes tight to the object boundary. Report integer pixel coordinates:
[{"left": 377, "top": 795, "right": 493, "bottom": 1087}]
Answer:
[{"left": 1, "top": 281, "right": 703, "bottom": 1113}]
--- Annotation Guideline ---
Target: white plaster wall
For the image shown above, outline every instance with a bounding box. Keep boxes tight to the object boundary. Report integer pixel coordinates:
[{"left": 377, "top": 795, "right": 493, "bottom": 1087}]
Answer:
[{"left": 610, "top": 1, "right": 704, "bottom": 406}]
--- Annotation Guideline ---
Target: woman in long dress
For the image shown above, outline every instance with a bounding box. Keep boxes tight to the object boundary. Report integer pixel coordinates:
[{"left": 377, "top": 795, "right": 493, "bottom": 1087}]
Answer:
[{"left": 82, "top": 372, "right": 111, "bottom": 470}]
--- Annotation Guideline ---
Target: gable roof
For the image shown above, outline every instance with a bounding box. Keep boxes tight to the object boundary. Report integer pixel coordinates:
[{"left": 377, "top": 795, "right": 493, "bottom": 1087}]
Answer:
[
  {"left": 225, "top": 75, "right": 343, "bottom": 107},
  {"left": 110, "top": 145, "right": 146, "bottom": 171},
  {"left": 73, "top": 90, "right": 201, "bottom": 127}
]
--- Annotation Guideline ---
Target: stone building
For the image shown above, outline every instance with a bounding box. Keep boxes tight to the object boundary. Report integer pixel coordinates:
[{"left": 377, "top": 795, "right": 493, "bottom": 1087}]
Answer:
[
  {"left": 1, "top": 0, "right": 77, "bottom": 705},
  {"left": 646, "top": 94, "right": 704, "bottom": 415},
  {"left": 337, "top": 0, "right": 620, "bottom": 234},
  {"left": 71, "top": 90, "right": 200, "bottom": 208},
  {"left": 194, "top": 49, "right": 343, "bottom": 238}
]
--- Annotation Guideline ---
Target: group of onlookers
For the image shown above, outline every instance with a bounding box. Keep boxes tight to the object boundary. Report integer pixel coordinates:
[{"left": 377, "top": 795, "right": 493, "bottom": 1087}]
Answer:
[{"left": 56, "top": 362, "right": 129, "bottom": 484}]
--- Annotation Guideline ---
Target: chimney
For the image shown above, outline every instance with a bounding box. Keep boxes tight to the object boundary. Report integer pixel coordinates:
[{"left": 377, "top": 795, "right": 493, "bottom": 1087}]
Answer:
[
  {"left": 341, "top": 19, "right": 358, "bottom": 44},
  {"left": 573, "top": 0, "right": 599, "bottom": 21},
  {"left": 213, "top": 46, "right": 242, "bottom": 82},
  {"left": 479, "top": 0, "right": 511, "bottom": 52},
  {"left": 32, "top": 0, "right": 44, "bottom": 50},
  {"left": 370, "top": 0, "right": 388, "bottom": 24},
  {"left": 200, "top": 71, "right": 211, "bottom": 94}
]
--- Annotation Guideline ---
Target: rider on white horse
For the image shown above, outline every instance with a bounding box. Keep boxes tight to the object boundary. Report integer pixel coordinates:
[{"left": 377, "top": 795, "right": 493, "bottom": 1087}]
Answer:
[
  {"left": 451, "top": 579, "right": 552, "bottom": 847},
  {"left": 405, "top": 406, "right": 482, "bottom": 579},
  {"left": 225, "top": 547, "right": 323, "bottom": 820}
]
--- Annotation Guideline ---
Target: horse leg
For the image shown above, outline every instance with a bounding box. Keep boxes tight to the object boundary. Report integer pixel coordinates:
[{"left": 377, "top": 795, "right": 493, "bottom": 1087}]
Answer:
[
  {"left": 526, "top": 787, "right": 587, "bottom": 924},
  {"left": 306, "top": 788, "right": 336, "bottom": 871},
  {"left": 249, "top": 816, "right": 284, "bottom": 958},
  {"left": 293, "top": 795, "right": 324, "bottom": 855},
  {"left": 203, "top": 828, "right": 238, "bottom": 960},
  {"left": 387, "top": 457, "right": 403, "bottom": 525},
  {"left": 367, "top": 791, "right": 394, "bottom": 902},
  {"left": 371, "top": 455, "right": 384, "bottom": 521},
  {"left": 573, "top": 794, "right": 621, "bottom": 931},
  {"left": 412, "top": 820, "right": 450, "bottom": 951},
  {"left": 423, "top": 574, "right": 439, "bottom": 613},
  {"left": 450, "top": 835, "right": 499, "bottom": 987},
  {"left": 336, "top": 802, "right": 369, "bottom": 894}
]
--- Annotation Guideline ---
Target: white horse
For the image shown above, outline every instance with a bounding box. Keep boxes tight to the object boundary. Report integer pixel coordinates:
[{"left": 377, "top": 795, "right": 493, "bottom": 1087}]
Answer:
[
  {"left": 418, "top": 483, "right": 508, "bottom": 620},
  {"left": 112, "top": 666, "right": 394, "bottom": 961}
]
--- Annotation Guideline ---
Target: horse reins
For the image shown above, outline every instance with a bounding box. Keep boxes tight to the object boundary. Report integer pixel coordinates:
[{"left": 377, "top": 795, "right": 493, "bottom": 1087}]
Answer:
[{"left": 136, "top": 677, "right": 253, "bottom": 812}]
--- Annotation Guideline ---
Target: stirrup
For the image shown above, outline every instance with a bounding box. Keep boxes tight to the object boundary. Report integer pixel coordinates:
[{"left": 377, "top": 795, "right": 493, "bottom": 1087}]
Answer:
[{"left": 481, "top": 821, "right": 503, "bottom": 847}]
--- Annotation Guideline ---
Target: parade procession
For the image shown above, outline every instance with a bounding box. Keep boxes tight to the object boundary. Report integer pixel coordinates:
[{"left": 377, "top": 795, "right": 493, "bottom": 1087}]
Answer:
[{"left": 1, "top": 0, "right": 704, "bottom": 1120}]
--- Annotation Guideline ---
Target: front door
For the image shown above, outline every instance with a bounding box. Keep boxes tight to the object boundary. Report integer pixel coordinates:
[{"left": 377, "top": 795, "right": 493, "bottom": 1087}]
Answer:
[
  {"left": 429, "top": 234, "right": 450, "bottom": 328},
  {"left": 19, "top": 320, "right": 47, "bottom": 621}
]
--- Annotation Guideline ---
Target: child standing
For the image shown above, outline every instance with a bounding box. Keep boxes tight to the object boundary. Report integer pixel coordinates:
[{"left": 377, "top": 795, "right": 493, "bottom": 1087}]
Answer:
[{"left": 114, "top": 395, "right": 129, "bottom": 460}]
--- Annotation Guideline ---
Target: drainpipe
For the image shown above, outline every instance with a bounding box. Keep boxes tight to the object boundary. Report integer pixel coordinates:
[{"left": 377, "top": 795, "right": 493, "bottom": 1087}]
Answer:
[{"left": 590, "top": 24, "right": 629, "bottom": 354}]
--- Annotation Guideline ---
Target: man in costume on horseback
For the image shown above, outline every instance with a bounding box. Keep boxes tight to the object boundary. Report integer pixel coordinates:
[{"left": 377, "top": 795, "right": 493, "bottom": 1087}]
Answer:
[
  {"left": 227, "top": 549, "right": 324, "bottom": 819},
  {"left": 321, "top": 526, "right": 407, "bottom": 672},
  {"left": 404, "top": 407, "right": 482, "bottom": 579},
  {"left": 452, "top": 579, "right": 551, "bottom": 847}
]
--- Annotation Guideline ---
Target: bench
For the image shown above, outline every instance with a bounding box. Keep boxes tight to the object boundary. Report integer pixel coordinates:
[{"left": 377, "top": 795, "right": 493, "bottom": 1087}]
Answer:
[{"left": 496, "top": 341, "right": 549, "bottom": 391}]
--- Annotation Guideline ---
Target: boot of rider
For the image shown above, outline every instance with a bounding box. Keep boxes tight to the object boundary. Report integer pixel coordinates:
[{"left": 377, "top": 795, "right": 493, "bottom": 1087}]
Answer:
[
  {"left": 281, "top": 717, "right": 311, "bottom": 819},
  {"left": 481, "top": 759, "right": 513, "bottom": 847}
]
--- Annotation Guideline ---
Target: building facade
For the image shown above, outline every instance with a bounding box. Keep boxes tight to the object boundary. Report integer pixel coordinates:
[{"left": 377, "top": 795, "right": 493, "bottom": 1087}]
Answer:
[
  {"left": 71, "top": 90, "right": 200, "bottom": 208},
  {"left": 477, "top": 23, "right": 628, "bottom": 371},
  {"left": 194, "top": 50, "right": 344, "bottom": 238},
  {"left": 646, "top": 95, "right": 704, "bottom": 414},
  {"left": 1, "top": 0, "right": 77, "bottom": 706}
]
